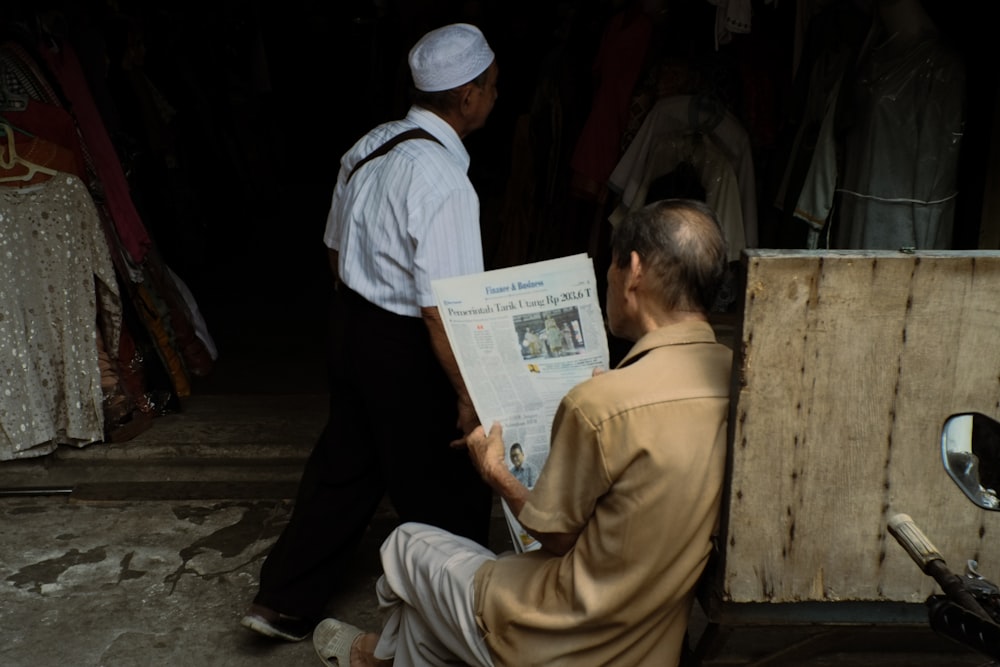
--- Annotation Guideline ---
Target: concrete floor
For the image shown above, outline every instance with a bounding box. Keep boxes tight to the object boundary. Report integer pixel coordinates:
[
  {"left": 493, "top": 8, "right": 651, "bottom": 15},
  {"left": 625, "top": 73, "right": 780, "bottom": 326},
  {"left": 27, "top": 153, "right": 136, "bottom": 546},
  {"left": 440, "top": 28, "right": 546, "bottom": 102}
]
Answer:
[
  {"left": 1, "top": 397, "right": 993, "bottom": 666},
  {"left": 0, "top": 395, "right": 326, "bottom": 667},
  {"left": 0, "top": 393, "right": 519, "bottom": 667}
]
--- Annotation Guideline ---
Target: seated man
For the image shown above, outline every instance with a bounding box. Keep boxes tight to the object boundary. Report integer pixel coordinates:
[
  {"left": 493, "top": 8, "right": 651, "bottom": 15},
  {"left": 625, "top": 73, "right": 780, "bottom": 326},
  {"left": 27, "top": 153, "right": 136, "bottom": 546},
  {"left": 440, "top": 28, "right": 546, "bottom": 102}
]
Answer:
[{"left": 314, "top": 198, "right": 733, "bottom": 667}]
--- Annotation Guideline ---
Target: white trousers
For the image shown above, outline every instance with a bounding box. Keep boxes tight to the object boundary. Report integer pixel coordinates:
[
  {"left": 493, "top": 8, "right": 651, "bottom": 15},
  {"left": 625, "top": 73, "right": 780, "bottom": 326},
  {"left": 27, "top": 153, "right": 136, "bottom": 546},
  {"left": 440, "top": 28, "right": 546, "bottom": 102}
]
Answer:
[{"left": 374, "top": 522, "right": 497, "bottom": 667}]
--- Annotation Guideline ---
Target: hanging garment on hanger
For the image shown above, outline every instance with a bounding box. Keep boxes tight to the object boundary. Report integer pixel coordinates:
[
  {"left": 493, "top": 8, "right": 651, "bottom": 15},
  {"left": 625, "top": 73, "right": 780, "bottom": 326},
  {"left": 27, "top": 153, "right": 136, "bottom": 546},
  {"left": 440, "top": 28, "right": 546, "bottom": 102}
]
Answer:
[
  {"left": 768, "top": 0, "right": 871, "bottom": 247},
  {"left": 608, "top": 94, "right": 757, "bottom": 253},
  {"left": 786, "top": 76, "right": 842, "bottom": 241},
  {"left": 621, "top": 56, "right": 705, "bottom": 155},
  {"left": 0, "top": 123, "right": 77, "bottom": 185},
  {"left": 707, "top": 0, "right": 753, "bottom": 49},
  {"left": 834, "top": 31, "right": 965, "bottom": 249},
  {"left": 37, "top": 39, "right": 153, "bottom": 264},
  {"left": 609, "top": 130, "right": 746, "bottom": 262},
  {"left": 1, "top": 39, "right": 186, "bottom": 425},
  {"left": 2, "top": 98, "right": 88, "bottom": 178},
  {"left": 0, "top": 173, "right": 121, "bottom": 460}
]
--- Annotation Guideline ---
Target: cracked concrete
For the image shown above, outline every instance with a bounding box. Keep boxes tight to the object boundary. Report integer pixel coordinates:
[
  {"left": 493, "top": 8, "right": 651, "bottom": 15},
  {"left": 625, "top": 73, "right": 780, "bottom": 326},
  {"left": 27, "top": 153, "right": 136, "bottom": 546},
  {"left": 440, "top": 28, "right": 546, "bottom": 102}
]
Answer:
[
  {"left": 0, "top": 491, "right": 399, "bottom": 667},
  {"left": 1, "top": 496, "right": 288, "bottom": 665},
  {"left": 0, "top": 388, "right": 399, "bottom": 667}
]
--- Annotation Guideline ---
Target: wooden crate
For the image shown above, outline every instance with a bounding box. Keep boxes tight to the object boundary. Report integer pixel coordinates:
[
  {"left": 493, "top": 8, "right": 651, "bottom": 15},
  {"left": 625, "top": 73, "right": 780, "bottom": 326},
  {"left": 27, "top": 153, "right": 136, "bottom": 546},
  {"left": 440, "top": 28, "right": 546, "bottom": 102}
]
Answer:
[{"left": 709, "top": 250, "right": 1000, "bottom": 611}]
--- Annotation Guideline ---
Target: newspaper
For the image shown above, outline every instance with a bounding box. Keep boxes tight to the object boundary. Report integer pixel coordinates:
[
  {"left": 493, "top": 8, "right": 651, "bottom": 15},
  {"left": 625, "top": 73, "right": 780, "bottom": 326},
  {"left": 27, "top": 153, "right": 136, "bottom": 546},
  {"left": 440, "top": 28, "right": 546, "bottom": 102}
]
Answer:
[{"left": 432, "top": 254, "right": 610, "bottom": 552}]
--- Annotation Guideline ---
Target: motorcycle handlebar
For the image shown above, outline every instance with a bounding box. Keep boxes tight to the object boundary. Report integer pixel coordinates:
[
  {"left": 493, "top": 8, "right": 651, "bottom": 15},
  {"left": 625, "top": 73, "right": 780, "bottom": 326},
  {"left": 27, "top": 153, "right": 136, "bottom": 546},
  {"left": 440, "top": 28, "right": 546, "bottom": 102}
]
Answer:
[
  {"left": 888, "top": 513, "right": 994, "bottom": 622},
  {"left": 887, "top": 513, "right": 944, "bottom": 572}
]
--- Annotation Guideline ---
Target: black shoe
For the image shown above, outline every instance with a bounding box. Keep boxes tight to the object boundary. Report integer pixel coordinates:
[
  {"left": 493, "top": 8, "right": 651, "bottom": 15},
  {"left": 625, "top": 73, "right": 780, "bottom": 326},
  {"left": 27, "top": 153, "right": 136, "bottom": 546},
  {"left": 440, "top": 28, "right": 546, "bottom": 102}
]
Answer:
[{"left": 240, "top": 603, "right": 313, "bottom": 642}]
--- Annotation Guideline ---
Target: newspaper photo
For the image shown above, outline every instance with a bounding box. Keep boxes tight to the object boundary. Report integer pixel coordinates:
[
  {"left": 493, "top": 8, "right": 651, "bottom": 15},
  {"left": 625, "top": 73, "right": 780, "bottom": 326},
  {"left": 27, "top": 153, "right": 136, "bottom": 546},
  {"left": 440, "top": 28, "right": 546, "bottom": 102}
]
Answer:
[{"left": 432, "top": 253, "right": 610, "bottom": 552}]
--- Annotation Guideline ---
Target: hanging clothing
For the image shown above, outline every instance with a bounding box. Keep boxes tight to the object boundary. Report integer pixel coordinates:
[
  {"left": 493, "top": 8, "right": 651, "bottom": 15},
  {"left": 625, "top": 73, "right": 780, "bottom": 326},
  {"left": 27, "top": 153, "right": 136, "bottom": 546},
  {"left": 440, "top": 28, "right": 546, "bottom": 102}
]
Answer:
[
  {"left": 765, "top": 0, "right": 869, "bottom": 247},
  {"left": 776, "top": 61, "right": 848, "bottom": 235},
  {"left": 608, "top": 94, "right": 757, "bottom": 257},
  {"left": 707, "top": 0, "right": 753, "bottom": 49},
  {"left": 0, "top": 173, "right": 121, "bottom": 460},
  {"left": 38, "top": 39, "right": 153, "bottom": 265},
  {"left": 610, "top": 131, "right": 746, "bottom": 262},
  {"left": 569, "top": 6, "right": 655, "bottom": 199},
  {"left": 834, "top": 32, "right": 965, "bottom": 250},
  {"left": 0, "top": 41, "right": 63, "bottom": 109},
  {"left": 3, "top": 99, "right": 89, "bottom": 180},
  {"left": 2, "top": 133, "right": 80, "bottom": 186},
  {"left": 620, "top": 56, "right": 705, "bottom": 156},
  {"left": 4, "top": 31, "right": 214, "bottom": 422}
]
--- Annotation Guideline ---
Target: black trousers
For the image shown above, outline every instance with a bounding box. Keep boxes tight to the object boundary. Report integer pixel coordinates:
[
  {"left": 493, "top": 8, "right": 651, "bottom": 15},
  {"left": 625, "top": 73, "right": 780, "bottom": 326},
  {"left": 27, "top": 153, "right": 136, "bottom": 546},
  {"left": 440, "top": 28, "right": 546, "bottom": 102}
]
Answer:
[{"left": 254, "top": 287, "right": 494, "bottom": 620}]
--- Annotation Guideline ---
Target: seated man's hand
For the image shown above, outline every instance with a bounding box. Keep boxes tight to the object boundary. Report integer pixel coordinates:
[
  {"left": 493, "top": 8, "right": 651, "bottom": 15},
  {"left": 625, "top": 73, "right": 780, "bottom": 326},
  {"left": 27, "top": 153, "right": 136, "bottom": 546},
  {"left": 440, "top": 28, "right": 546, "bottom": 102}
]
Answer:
[
  {"left": 468, "top": 422, "right": 577, "bottom": 555},
  {"left": 466, "top": 421, "right": 507, "bottom": 483}
]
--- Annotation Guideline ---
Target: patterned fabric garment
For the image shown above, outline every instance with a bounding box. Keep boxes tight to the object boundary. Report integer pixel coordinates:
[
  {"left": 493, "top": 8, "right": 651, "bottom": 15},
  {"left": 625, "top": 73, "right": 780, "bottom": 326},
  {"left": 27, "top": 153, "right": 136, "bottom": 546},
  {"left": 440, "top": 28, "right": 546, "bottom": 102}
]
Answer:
[
  {"left": 0, "top": 173, "right": 121, "bottom": 460},
  {"left": 0, "top": 42, "right": 62, "bottom": 109},
  {"left": 38, "top": 40, "right": 153, "bottom": 265}
]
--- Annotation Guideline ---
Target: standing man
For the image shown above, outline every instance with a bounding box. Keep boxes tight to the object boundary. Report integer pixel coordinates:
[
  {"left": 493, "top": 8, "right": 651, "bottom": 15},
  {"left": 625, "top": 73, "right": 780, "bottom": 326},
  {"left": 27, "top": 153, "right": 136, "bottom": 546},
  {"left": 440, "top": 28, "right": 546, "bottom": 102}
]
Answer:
[
  {"left": 242, "top": 23, "right": 500, "bottom": 642},
  {"left": 313, "top": 199, "right": 732, "bottom": 666}
]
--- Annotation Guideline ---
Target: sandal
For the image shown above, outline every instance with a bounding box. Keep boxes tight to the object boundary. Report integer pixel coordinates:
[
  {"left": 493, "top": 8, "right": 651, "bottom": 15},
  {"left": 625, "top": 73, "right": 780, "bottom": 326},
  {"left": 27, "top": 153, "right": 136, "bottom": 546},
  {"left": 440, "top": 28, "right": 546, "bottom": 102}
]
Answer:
[{"left": 313, "top": 618, "right": 364, "bottom": 666}]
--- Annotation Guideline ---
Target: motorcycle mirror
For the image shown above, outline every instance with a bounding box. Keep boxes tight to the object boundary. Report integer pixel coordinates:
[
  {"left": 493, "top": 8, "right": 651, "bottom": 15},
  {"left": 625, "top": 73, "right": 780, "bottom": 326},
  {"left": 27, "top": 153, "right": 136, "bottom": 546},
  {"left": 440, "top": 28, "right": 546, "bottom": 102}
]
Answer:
[{"left": 942, "top": 412, "right": 1000, "bottom": 511}]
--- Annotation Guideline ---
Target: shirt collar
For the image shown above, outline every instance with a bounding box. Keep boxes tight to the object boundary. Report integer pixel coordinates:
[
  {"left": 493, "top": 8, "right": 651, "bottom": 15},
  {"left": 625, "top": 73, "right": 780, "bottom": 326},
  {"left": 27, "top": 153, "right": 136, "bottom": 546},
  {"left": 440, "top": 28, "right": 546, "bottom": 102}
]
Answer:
[
  {"left": 405, "top": 106, "right": 470, "bottom": 171},
  {"left": 616, "top": 320, "right": 720, "bottom": 369}
]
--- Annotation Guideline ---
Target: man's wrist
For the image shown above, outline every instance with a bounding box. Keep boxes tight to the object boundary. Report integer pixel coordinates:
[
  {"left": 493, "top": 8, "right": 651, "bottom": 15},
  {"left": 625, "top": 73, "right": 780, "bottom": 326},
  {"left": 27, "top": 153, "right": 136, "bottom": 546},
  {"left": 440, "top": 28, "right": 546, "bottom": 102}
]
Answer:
[
  {"left": 484, "top": 466, "right": 506, "bottom": 493},
  {"left": 488, "top": 458, "right": 516, "bottom": 489}
]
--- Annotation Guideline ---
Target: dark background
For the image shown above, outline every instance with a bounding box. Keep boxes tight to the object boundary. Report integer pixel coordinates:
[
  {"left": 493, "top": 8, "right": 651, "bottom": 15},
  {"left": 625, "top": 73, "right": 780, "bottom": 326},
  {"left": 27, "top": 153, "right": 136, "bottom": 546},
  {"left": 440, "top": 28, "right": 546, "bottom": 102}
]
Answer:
[{"left": 2, "top": 0, "right": 995, "bottom": 396}]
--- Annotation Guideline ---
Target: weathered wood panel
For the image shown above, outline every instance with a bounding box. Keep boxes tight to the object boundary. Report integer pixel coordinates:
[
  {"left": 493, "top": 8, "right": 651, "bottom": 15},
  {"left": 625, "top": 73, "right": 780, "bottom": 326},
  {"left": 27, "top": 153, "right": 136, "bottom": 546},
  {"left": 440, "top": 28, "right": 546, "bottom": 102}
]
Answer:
[{"left": 718, "top": 250, "right": 1000, "bottom": 605}]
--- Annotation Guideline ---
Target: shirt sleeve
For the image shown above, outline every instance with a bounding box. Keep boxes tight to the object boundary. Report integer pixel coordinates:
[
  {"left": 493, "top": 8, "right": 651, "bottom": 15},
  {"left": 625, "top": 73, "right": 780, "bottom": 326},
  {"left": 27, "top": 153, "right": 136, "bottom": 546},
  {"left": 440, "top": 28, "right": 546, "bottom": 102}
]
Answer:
[
  {"left": 410, "top": 185, "right": 484, "bottom": 308},
  {"left": 518, "top": 395, "right": 612, "bottom": 535},
  {"left": 322, "top": 166, "right": 349, "bottom": 252}
]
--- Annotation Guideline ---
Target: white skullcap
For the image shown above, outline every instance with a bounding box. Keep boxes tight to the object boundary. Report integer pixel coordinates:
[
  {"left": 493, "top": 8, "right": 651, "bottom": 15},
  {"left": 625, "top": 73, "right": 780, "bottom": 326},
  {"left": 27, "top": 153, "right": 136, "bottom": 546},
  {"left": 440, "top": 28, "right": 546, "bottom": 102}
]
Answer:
[{"left": 408, "top": 23, "right": 495, "bottom": 93}]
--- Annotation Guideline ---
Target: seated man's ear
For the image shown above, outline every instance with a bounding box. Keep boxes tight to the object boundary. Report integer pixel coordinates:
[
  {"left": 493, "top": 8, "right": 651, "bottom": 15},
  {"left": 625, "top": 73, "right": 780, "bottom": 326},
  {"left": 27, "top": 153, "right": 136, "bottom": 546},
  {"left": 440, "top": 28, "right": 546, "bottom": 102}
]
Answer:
[{"left": 628, "top": 251, "right": 643, "bottom": 281}]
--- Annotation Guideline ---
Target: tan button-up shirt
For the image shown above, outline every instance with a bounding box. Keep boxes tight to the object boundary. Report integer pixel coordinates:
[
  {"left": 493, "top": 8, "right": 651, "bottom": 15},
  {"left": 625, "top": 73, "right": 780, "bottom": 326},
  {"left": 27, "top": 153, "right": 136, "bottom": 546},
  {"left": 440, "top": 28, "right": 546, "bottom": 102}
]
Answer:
[{"left": 475, "top": 320, "right": 732, "bottom": 666}]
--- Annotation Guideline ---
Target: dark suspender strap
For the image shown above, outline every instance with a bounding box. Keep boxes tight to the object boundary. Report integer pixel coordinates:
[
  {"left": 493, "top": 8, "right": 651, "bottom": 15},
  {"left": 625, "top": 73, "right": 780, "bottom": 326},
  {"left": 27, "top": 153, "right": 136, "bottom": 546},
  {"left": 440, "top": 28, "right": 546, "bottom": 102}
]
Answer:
[{"left": 346, "top": 128, "right": 443, "bottom": 183}]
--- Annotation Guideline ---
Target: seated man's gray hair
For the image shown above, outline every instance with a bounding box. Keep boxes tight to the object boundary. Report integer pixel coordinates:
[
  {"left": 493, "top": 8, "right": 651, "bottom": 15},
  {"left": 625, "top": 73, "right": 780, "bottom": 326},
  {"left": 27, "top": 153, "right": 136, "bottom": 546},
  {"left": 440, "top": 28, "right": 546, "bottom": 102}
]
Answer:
[{"left": 610, "top": 199, "right": 728, "bottom": 313}]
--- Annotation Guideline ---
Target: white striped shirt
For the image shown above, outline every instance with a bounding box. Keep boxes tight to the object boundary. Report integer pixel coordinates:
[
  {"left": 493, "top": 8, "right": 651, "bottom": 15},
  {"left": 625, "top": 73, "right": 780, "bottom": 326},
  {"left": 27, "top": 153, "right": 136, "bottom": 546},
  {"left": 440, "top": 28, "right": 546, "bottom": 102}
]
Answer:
[{"left": 324, "top": 106, "right": 484, "bottom": 317}]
